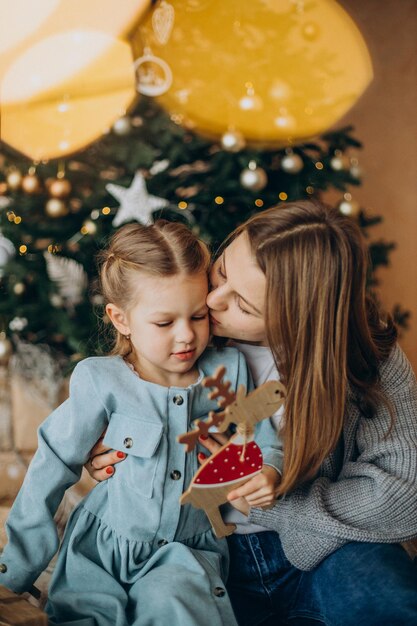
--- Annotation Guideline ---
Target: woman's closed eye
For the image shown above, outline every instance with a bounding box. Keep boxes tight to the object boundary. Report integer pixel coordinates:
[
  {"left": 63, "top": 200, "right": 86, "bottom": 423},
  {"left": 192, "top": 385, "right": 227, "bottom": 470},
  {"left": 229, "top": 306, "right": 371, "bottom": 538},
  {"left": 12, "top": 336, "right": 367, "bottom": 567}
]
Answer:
[
  {"left": 154, "top": 321, "right": 172, "bottom": 327},
  {"left": 235, "top": 296, "right": 251, "bottom": 315},
  {"left": 217, "top": 263, "right": 226, "bottom": 280}
]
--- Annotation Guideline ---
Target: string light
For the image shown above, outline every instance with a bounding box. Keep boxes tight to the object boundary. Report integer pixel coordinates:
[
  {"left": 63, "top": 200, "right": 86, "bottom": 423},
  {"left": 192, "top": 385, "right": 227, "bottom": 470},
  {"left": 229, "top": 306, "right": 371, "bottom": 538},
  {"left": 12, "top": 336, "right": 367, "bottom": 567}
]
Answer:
[
  {"left": 315, "top": 162, "right": 324, "bottom": 170},
  {"left": 178, "top": 201, "right": 188, "bottom": 210},
  {"left": 255, "top": 199, "right": 264, "bottom": 207},
  {"left": 306, "top": 186, "right": 314, "bottom": 194},
  {"left": 214, "top": 196, "right": 224, "bottom": 205},
  {"left": 102, "top": 206, "right": 111, "bottom": 215},
  {"left": 19, "top": 245, "right": 27, "bottom": 255}
]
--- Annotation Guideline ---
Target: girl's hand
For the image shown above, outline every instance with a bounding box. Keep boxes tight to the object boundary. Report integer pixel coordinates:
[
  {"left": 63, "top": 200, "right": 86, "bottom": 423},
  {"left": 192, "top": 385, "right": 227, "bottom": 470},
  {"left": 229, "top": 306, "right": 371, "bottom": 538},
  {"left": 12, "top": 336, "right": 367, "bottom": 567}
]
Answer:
[
  {"left": 85, "top": 430, "right": 126, "bottom": 481},
  {"left": 227, "top": 465, "right": 281, "bottom": 508}
]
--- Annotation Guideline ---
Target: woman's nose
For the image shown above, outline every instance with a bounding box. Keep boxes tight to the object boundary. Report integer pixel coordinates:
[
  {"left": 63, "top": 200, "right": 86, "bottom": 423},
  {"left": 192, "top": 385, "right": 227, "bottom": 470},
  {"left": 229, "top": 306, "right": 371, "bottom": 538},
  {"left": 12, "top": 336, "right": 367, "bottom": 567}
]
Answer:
[{"left": 206, "top": 285, "right": 227, "bottom": 310}]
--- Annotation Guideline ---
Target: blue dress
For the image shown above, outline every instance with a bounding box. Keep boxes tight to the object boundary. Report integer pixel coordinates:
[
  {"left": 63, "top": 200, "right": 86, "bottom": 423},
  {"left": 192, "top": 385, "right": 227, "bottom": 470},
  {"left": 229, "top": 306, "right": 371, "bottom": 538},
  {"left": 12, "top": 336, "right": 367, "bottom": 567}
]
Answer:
[{"left": 0, "top": 347, "right": 282, "bottom": 625}]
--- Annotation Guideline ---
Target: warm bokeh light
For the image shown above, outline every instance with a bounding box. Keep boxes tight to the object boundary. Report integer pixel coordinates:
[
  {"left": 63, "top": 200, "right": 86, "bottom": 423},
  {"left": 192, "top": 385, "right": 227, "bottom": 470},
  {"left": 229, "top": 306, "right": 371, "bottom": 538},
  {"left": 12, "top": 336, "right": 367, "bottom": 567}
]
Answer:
[{"left": 135, "top": 0, "right": 373, "bottom": 146}]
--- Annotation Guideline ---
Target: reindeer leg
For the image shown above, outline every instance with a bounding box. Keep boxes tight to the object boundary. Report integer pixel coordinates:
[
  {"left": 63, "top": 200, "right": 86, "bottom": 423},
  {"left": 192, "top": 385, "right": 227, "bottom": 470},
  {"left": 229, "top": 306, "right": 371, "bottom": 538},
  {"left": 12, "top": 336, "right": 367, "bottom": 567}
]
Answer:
[{"left": 204, "top": 505, "right": 236, "bottom": 538}]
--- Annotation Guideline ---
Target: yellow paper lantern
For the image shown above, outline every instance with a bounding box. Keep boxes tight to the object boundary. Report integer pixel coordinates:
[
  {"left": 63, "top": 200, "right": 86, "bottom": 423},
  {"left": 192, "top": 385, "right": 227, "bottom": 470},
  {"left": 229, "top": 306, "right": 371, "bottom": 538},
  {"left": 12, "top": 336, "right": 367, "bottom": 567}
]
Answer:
[
  {"left": 0, "top": 0, "right": 151, "bottom": 160},
  {"left": 135, "top": 0, "right": 373, "bottom": 146}
]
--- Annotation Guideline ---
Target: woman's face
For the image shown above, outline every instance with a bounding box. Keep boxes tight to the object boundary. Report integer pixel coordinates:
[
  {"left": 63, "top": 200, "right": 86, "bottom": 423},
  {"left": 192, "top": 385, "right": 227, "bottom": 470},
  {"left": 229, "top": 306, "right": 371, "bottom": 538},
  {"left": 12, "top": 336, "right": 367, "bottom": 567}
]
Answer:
[{"left": 207, "top": 232, "right": 267, "bottom": 345}]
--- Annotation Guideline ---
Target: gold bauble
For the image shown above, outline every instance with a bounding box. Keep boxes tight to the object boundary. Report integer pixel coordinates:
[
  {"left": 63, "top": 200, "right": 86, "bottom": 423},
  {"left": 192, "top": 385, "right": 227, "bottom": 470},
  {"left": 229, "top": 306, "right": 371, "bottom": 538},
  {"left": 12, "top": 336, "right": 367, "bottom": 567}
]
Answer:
[
  {"left": 82, "top": 219, "right": 97, "bottom": 235},
  {"left": 0, "top": 333, "right": 13, "bottom": 366},
  {"left": 49, "top": 178, "right": 72, "bottom": 199},
  {"left": 6, "top": 170, "right": 22, "bottom": 190},
  {"left": 22, "top": 173, "right": 42, "bottom": 194},
  {"left": 45, "top": 198, "right": 69, "bottom": 218}
]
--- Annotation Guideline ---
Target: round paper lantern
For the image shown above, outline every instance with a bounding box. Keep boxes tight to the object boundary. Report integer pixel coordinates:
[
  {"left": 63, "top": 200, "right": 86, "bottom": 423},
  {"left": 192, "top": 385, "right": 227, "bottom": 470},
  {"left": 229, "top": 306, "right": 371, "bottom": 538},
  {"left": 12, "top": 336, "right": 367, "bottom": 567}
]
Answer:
[
  {"left": 135, "top": 0, "right": 373, "bottom": 146},
  {"left": 0, "top": 31, "right": 136, "bottom": 160},
  {"left": 0, "top": 0, "right": 151, "bottom": 160}
]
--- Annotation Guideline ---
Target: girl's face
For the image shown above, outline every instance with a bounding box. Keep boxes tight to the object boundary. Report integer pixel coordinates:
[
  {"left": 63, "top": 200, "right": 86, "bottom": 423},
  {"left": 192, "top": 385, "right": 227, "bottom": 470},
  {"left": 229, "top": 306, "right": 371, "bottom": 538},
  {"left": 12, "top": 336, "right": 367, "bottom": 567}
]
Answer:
[
  {"left": 207, "top": 233, "right": 267, "bottom": 345},
  {"left": 107, "top": 271, "right": 210, "bottom": 387}
]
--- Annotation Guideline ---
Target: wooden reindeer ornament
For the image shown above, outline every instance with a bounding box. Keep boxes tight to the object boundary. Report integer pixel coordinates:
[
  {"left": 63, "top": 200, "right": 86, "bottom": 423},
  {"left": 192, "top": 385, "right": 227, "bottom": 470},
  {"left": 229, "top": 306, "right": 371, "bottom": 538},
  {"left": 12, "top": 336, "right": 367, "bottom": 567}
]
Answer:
[{"left": 178, "top": 366, "right": 286, "bottom": 538}]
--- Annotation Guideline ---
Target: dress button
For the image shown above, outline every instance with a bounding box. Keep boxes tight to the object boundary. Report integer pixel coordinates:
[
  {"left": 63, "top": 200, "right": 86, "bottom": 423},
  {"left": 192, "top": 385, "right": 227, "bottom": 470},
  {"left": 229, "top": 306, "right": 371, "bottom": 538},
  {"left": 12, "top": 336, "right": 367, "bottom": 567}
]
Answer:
[
  {"left": 158, "top": 539, "right": 168, "bottom": 547},
  {"left": 213, "top": 586, "right": 226, "bottom": 597},
  {"left": 173, "top": 395, "right": 184, "bottom": 406},
  {"left": 0, "top": 563, "right": 7, "bottom": 573},
  {"left": 170, "top": 470, "right": 182, "bottom": 480},
  {"left": 123, "top": 437, "right": 133, "bottom": 449}
]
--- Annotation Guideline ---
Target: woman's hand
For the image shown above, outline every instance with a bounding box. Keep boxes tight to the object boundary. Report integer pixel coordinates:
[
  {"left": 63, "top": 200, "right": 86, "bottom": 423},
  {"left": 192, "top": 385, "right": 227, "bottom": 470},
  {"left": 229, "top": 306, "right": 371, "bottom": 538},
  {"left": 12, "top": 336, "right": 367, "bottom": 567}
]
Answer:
[{"left": 85, "top": 430, "right": 126, "bottom": 481}]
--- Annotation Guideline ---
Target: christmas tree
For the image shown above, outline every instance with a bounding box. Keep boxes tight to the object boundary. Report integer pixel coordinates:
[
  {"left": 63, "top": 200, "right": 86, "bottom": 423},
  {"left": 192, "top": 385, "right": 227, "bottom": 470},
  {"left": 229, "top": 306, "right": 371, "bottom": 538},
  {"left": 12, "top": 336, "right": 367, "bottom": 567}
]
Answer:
[{"left": 0, "top": 97, "right": 408, "bottom": 364}]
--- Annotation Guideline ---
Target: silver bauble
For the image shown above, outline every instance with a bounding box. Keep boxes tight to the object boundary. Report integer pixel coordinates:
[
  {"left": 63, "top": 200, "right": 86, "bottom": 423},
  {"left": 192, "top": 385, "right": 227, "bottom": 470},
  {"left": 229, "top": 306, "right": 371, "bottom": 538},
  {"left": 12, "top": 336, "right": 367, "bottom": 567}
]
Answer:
[
  {"left": 112, "top": 116, "right": 132, "bottom": 136},
  {"left": 221, "top": 130, "right": 246, "bottom": 153},
  {"left": 240, "top": 166, "right": 268, "bottom": 191},
  {"left": 281, "top": 153, "right": 304, "bottom": 174},
  {"left": 339, "top": 199, "right": 360, "bottom": 217},
  {"left": 0, "top": 234, "right": 15, "bottom": 267}
]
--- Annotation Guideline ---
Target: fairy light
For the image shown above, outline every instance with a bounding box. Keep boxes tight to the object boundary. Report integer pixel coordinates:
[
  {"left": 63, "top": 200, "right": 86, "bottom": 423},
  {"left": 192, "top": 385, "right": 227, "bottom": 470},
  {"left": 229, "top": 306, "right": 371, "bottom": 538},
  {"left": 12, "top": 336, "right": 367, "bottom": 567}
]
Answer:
[
  {"left": 315, "top": 162, "right": 324, "bottom": 170},
  {"left": 306, "top": 186, "right": 314, "bottom": 194},
  {"left": 279, "top": 192, "right": 288, "bottom": 201},
  {"left": 19, "top": 245, "right": 27, "bottom": 255},
  {"left": 178, "top": 201, "right": 188, "bottom": 210},
  {"left": 14, "top": 216, "right": 22, "bottom": 224},
  {"left": 214, "top": 196, "right": 224, "bottom": 205},
  {"left": 102, "top": 206, "right": 111, "bottom": 215},
  {"left": 255, "top": 199, "right": 264, "bottom": 207}
]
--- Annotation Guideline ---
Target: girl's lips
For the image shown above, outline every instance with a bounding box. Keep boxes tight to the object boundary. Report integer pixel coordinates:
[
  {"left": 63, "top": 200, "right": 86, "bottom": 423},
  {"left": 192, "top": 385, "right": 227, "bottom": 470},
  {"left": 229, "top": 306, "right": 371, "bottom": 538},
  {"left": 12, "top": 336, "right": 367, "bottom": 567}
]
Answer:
[{"left": 172, "top": 349, "right": 196, "bottom": 361}]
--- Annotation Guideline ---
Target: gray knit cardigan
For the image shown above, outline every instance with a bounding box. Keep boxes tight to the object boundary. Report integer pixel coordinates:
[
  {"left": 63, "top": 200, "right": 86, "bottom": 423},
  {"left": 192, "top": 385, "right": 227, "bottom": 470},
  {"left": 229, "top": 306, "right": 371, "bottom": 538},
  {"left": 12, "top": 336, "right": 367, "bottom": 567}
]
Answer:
[{"left": 249, "top": 344, "right": 417, "bottom": 571}]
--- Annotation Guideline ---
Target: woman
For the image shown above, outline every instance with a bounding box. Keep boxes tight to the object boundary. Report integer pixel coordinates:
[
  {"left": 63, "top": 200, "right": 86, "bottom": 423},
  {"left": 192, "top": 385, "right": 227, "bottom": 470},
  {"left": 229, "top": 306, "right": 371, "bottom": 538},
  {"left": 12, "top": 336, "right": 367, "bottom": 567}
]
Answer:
[{"left": 88, "top": 200, "right": 417, "bottom": 625}]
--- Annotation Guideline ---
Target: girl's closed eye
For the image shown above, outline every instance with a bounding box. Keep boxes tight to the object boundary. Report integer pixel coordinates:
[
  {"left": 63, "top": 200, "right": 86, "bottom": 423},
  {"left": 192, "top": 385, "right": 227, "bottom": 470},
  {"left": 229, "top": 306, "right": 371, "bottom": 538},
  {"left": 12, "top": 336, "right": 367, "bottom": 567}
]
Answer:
[
  {"left": 154, "top": 321, "right": 172, "bottom": 327},
  {"left": 192, "top": 313, "right": 208, "bottom": 321}
]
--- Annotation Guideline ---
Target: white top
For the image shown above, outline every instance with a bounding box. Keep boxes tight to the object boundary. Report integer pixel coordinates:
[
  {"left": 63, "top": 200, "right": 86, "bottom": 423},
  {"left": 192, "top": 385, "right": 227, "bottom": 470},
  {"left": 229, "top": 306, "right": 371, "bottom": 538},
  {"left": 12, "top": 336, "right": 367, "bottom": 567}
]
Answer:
[{"left": 223, "top": 341, "right": 284, "bottom": 534}]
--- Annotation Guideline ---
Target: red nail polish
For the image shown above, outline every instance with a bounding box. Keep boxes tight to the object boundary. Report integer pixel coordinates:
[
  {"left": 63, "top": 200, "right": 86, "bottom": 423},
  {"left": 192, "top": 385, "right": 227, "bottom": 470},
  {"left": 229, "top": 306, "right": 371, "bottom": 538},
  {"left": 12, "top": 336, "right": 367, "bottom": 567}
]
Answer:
[
  {"left": 106, "top": 467, "right": 114, "bottom": 475},
  {"left": 199, "top": 435, "right": 208, "bottom": 441},
  {"left": 116, "top": 451, "right": 125, "bottom": 459},
  {"left": 198, "top": 453, "right": 206, "bottom": 461}
]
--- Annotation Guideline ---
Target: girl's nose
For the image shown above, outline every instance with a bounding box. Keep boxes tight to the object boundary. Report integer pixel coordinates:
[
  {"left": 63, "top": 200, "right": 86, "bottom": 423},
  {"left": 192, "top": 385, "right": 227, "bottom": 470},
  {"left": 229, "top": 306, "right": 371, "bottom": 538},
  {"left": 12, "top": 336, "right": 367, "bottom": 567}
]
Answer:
[
  {"left": 176, "top": 322, "right": 195, "bottom": 344},
  {"left": 206, "top": 285, "right": 227, "bottom": 311}
]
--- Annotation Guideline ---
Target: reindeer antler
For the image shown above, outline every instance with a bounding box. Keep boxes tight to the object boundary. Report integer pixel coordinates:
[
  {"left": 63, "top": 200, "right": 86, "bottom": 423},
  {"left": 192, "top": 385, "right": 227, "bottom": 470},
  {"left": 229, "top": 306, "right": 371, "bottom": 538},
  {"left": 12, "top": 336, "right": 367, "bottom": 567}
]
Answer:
[
  {"left": 202, "top": 366, "right": 236, "bottom": 408},
  {"left": 177, "top": 366, "right": 237, "bottom": 452}
]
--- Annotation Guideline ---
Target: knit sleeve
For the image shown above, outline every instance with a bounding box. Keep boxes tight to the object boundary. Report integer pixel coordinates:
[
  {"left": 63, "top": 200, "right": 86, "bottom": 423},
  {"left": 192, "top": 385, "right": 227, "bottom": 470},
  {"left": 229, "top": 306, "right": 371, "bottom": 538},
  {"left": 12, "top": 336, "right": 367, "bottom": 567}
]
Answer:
[
  {"left": 0, "top": 360, "right": 109, "bottom": 592},
  {"left": 249, "top": 344, "right": 417, "bottom": 570}
]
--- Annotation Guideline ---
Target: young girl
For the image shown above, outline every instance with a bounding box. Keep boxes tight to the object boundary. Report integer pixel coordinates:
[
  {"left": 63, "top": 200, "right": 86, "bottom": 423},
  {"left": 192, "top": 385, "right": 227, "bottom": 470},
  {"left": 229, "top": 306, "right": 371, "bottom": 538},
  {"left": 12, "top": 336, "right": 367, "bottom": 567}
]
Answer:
[
  {"left": 0, "top": 221, "right": 282, "bottom": 626},
  {"left": 91, "top": 202, "right": 417, "bottom": 625}
]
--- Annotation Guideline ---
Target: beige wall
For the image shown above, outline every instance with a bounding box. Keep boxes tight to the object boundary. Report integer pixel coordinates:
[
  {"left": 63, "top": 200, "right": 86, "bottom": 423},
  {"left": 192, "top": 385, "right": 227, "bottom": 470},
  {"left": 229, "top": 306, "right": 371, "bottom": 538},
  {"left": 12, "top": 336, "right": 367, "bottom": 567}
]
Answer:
[{"left": 334, "top": 0, "right": 417, "bottom": 371}]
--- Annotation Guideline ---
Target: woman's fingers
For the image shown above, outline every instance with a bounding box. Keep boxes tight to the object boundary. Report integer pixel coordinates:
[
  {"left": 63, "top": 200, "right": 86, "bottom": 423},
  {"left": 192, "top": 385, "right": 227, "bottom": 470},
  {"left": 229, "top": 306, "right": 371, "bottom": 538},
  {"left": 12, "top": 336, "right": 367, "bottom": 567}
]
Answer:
[
  {"left": 85, "top": 450, "right": 126, "bottom": 481},
  {"left": 89, "top": 429, "right": 108, "bottom": 457},
  {"left": 87, "top": 465, "right": 115, "bottom": 482},
  {"left": 198, "top": 434, "right": 224, "bottom": 454},
  {"left": 91, "top": 450, "right": 125, "bottom": 470}
]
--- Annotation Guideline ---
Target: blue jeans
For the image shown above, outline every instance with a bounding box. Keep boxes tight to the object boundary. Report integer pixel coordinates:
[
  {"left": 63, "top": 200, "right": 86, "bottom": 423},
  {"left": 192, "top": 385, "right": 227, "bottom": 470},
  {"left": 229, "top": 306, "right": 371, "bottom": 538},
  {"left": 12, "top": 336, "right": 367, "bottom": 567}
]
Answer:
[{"left": 226, "top": 532, "right": 417, "bottom": 626}]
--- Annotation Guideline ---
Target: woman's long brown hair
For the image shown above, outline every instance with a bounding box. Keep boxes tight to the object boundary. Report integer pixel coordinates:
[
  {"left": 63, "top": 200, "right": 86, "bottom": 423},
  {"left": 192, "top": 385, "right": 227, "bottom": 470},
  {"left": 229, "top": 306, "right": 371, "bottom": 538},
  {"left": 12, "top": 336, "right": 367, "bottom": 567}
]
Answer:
[{"left": 231, "top": 200, "right": 397, "bottom": 495}]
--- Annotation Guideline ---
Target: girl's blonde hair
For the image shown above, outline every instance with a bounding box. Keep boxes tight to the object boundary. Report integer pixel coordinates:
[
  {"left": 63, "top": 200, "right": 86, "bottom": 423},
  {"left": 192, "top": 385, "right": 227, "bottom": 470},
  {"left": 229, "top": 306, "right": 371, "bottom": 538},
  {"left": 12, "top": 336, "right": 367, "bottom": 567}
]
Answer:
[
  {"left": 98, "top": 220, "right": 210, "bottom": 356},
  {"left": 227, "top": 200, "right": 396, "bottom": 495}
]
